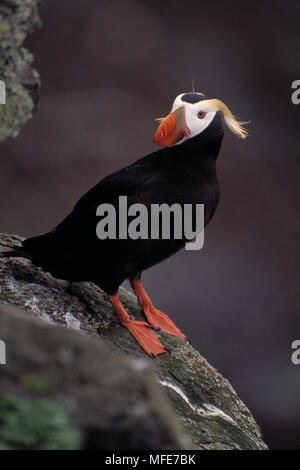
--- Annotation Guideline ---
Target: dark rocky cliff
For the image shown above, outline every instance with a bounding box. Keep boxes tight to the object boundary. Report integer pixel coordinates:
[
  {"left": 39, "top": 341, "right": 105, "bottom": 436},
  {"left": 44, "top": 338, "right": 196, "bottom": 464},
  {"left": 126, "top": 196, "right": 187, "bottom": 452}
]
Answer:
[{"left": 0, "top": 233, "right": 268, "bottom": 450}]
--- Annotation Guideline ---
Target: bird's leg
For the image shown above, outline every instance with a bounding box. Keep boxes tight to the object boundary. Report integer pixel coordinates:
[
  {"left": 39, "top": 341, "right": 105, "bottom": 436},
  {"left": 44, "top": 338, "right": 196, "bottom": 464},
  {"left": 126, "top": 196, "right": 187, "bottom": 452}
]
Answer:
[
  {"left": 129, "top": 279, "right": 186, "bottom": 340},
  {"left": 108, "top": 292, "right": 166, "bottom": 357}
]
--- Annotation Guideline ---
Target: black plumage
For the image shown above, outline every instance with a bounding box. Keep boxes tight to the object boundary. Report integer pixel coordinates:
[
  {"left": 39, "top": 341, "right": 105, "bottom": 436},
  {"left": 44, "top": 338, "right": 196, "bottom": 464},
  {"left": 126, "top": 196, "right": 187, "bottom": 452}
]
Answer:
[
  {"left": 2, "top": 107, "right": 228, "bottom": 356},
  {"left": 5, "top": 112, "right": 223, "bottom": 291}
]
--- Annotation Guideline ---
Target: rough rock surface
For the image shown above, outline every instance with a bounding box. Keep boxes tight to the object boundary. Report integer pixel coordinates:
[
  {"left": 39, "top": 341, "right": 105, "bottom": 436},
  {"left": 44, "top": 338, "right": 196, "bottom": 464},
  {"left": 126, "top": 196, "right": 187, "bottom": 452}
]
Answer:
[
  {"left": 0, "top": 233, "right": 268, "bottom": 450},
  {"left": 0, "top": 0, "right": 41, "bottom": 142},
  {"left": 0, "top": 302, "right": 185, "bottom": 450}
]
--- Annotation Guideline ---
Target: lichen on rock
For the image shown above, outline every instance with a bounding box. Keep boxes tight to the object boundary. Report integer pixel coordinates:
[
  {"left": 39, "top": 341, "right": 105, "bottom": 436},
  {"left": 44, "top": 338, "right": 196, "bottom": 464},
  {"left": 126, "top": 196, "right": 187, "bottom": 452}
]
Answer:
[{"left": 0, "top": 0, "right": 41, "bottom": 142}]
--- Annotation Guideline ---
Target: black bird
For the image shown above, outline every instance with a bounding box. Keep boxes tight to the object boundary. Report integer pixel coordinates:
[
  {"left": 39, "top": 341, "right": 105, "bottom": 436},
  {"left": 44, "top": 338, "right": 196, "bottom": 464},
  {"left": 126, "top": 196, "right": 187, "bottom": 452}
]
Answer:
[{"left": 1, "top": 92, "right": 248, "bottom": 356}]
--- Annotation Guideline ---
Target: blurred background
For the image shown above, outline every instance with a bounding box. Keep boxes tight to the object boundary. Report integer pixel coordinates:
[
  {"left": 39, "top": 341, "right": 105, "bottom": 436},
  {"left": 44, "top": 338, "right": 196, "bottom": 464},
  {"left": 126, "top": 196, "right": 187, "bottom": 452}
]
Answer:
[{"left": 1, "top": 0, "right": 299, "bottom": 449}]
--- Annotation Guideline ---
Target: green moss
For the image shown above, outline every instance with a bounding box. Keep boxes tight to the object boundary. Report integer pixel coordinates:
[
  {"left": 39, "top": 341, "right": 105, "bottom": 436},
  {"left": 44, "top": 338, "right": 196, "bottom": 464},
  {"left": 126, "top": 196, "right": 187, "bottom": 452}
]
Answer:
[{"left": 0, "top": 394, "right": 83, "bottom": 450}]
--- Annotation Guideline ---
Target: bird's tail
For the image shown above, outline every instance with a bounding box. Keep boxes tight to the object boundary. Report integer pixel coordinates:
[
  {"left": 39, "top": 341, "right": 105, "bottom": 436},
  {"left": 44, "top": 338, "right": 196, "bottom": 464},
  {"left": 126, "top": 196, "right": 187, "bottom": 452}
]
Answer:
[
  {"left": 0, "top": 232, "right": 56, "bottom": 261},
  {"left": 0, "top": 248, "right": 27, "bottom": 259}
]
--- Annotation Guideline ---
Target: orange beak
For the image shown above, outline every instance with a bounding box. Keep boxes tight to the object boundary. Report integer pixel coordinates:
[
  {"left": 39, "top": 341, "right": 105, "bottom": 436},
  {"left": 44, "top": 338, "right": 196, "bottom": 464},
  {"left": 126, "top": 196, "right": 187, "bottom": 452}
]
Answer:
[{"left": 153, "top": 105, "right": 188, "bottom": 147}]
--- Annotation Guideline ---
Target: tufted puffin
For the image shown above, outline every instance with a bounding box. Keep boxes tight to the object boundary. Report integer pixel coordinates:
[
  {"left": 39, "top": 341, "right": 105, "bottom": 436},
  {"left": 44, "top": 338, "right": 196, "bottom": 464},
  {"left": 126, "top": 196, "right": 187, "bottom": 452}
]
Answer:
[{"left": 1, "top": 92, "right": 248, "bottom": 356}]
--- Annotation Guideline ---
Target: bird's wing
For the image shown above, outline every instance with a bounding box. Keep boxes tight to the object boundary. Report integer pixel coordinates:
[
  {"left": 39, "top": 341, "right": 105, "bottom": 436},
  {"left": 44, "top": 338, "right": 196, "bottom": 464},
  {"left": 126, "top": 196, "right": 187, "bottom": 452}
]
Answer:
[{"left": 54, "top": 151, "right": 161, "bottom": 234}]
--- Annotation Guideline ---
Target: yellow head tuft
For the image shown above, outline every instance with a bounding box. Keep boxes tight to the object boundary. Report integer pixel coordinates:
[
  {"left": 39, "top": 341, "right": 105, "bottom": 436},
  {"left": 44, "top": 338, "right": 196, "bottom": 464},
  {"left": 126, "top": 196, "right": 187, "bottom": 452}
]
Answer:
[{"left": 201, "top": 99, "right": 249, "bottom": 139}]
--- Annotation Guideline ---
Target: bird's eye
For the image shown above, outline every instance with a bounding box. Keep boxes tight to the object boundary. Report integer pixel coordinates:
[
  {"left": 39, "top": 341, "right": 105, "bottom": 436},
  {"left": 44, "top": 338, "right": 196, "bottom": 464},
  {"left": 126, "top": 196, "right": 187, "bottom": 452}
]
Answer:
[{"left": 198, "top": 111, "right": 206, "bottom": 119}]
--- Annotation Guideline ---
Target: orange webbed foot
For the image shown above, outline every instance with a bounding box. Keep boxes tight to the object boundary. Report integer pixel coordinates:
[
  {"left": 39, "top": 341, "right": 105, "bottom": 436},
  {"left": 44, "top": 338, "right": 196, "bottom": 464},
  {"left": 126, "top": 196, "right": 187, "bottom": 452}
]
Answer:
[
  {"left": 108, "top": 293, "right": 166, "bottom": 357},
  {"left": 143, "top": 304, "right": 186, "bottom": 340},
  {"left": 124, "top": 319, "right": 166, "bottom": 357},
  {"left": 130, "top": 279, "right": 186, "bottom": 341}
]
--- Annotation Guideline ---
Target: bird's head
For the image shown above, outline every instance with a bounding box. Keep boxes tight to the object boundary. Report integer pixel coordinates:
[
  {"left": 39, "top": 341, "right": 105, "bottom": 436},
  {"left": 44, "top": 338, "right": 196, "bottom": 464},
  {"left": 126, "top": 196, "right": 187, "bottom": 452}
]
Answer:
[{"left": 153, "top": 92, "right": 248, "bottom": 147}]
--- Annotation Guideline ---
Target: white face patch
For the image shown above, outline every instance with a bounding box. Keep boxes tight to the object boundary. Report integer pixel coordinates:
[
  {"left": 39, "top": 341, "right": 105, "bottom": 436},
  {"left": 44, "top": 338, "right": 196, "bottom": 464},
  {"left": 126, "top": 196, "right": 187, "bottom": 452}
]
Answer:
[{"left": 171, "top": 94, "right": 216, "bottom": 145}]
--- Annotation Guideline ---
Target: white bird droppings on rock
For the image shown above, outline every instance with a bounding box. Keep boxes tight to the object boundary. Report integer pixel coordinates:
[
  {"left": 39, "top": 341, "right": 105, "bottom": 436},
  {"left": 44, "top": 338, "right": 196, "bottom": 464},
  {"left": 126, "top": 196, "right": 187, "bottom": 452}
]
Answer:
[
  {"left": 65, "top": 311, "right": 81, "bottom": 330},
  {"left": 159, "top": 380, "right": 236, "bottom": 425}
]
